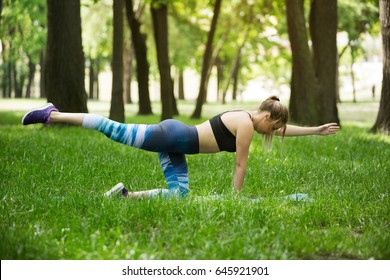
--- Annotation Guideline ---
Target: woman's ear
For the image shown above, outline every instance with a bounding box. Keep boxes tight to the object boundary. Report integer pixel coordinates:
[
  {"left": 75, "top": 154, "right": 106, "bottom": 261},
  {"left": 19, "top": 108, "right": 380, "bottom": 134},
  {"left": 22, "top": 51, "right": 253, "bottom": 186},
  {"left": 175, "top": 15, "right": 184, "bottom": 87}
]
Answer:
[{"left": 263, "top": 112, "right": 271, "bottom": 120}]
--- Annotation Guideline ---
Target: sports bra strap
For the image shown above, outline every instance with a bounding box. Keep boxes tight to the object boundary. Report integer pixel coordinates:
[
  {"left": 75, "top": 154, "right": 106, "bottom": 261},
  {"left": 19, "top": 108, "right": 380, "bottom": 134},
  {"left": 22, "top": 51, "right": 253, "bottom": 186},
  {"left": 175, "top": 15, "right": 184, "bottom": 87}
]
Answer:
[{"left": 220, "top": 110, "right": 252, "bottom": 119}]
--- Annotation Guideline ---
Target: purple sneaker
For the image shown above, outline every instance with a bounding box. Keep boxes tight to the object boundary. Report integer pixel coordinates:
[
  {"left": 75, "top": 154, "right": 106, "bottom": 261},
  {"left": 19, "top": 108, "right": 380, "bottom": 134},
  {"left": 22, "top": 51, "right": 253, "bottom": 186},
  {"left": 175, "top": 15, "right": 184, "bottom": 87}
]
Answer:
[
  {"left": 22, "top": 103, "right": 58, "bottom": 125},
  {"left": 104, "top": 182, "right": 129, "bottom": 198}
]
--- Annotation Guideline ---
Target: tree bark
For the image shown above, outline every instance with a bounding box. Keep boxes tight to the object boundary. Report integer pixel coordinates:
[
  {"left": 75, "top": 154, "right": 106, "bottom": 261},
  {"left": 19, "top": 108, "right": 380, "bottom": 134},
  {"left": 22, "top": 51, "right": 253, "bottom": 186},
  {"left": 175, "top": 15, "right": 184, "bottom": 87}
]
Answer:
[
  {"left": 12, "top": 63, "right": 23, "bottom": 98},
  {"left": 6, "top": 61, "right": 12, "bottom": 98},
  {"left": 40, "top": 50, "right": 46, "bottom": 98},
  {"left": 216, "top": 57, "right": 223, "bottom": 102},
  {"left": 232, "top": 54, "right": 240, "bottom": 101},
  {"left": 178, "top": 68, "right": 185, "bottom": 100},
  {"left": 89, "top": 58, "right": 95, "bottom": 99},
  {"left": 151, "top": 1, "right": 175, "bottom": 120},
  {"left": 45, "top": 0, "right": 88, "bottom": 113},
  {"left": 286, "top": 0, "right": 339, "bottom": 125},
  {"left": 87, "top": 58, "right": 100, "bottom": 100},
  {"left": 286, "top": 0, "right": 318, "bottom": 124},
  {"left": 26, "top": 56, "right": 36, "bottom": 98},
  {"left": 124, "top": 0, "right": 153, "bottom": 115},
  {"left": 191, "top": 0, "right": 222, "bottom": 119},
  {"left": 109, "top": 0, "right": 125, "bottom": 122},
  {"left": 0, "top": 0, "right": 3, "bottom": 21},
  {"left": 123, "top": 34, "right": 133, "bottom": 104},
  {"left": 371, "top": 0, "right": 390, "bottom": 134},
  {"left": 309, "top": 0, "right": 339, "bottom": 124}
]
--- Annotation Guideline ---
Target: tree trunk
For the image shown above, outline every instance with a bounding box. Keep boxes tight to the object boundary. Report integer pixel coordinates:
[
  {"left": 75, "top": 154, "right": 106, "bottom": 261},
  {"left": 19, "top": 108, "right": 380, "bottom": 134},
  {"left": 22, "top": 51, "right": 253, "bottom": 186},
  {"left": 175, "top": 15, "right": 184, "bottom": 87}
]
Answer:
[
  {"left": 203, "top": 32, "right": 227, "bottom": 105},
  {"left": 13, "top": 63, "right": 23, "bottom": 98},
  {"left": 87, "top": 58, "right": 99, "bottom": 100},
  {"left": 26, "top": 56, "right": 36, "bottom": 98},
  {"left": 2, "top": 60, "right": 10, "bottom": 98},
  {"left": 371, "top": 0, "right": 390, "bottom": 134},
  {"left": 89, "top": 58, "right": 95, "bottom": 99},
  {"left": 216, "top": 57, "right": 223, "bottom": 102},
  {"left": 45, "top": 0, "right": 88, "bottom": 113},
  {"left": 232, "top": 54, "right": 240, "bottom": 101},
  {"left": 94, "top": 58, "right": 100, "bottom": 99},
  {"left": 350, "top": 46, "right": 357, "bottom": 103},
  {"left": 1, "top": 66, "right": 6, "bottom": 98},
  {"left": 0, "top": 0, "right": 3, "bottom": 21},
  {"left": 7, "top": 61, "right": 12, "bottom": 98},
  {"left": 171, "top": 77, "right": 179, "bottom": 116},
  {"left": 286, "top": 0, "right": 339, "bottom": 125},
  {"left": 40, "top": 50, "right": 46, "bottom": 98},
  {"left": 222, "top": 29, "right": 246, "bottom": 104},
  {"left": 178, "top": 68, "right": 185, "bottom": 100},
  {"left": 286, "top": 0, "right": 318, "bottom": 124},
  {"left": 124, "top": 0, "right": 153, "bottom": 115},
  {"left": 109, "top": 0, "right": 125, "bottom": 122},
  {"left": 1, "top": 41, "right": 5, "bottom": 97},
  {"left": 309, "top": 0, "right": 339, "bottom": 124},
  {"left": 123, "top": 34, "right": 133, "bottom": 104},
  {"left": 191, "top": 0, "right": 222, "bottom": 119},
  {"left": 151, "top": 2, "right": 174, "bottom": 120}
]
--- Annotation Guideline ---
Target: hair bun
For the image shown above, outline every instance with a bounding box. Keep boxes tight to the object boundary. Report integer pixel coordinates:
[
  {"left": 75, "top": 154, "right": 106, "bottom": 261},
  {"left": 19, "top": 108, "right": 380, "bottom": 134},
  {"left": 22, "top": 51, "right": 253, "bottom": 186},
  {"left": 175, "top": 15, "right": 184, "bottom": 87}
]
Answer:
[{"left": 268, "top": 95, "right": 280, "bottom": 102}]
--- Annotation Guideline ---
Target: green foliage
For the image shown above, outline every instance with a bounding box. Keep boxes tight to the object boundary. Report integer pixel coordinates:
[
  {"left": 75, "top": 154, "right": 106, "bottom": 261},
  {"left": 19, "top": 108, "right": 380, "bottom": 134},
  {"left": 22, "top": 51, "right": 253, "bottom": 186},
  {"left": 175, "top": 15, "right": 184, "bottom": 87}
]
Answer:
[
  {"left": 338, "top": 0, "right": 379, "bottom": 63},
  {"left": 0, "top": 0, "right": 46, "bottom": 96},
  {"left": 169, "top": 1, "right": 206, "bottom": 71},
  {"left": 338, "top": 0, "right": 379, "bottom": 41},
  {"left": 1, "top": 0, "right": 46, "bottom": 63},
  {"left": 81, "top": 0, "right": 112, "bottom": 61},
  {"left": 1, "top": 101, "right": 389, "bottom": 259},
  {"left": 0, "top": 0, "right": 381, "bottom": 102}
]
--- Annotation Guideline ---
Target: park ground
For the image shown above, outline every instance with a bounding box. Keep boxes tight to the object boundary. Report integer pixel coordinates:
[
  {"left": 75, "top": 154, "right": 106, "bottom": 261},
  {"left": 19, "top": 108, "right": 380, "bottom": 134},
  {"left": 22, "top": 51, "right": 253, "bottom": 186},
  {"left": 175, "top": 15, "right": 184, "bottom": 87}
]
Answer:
[{"left": 0, "top": 99, "right": 389, "bottom": 259}]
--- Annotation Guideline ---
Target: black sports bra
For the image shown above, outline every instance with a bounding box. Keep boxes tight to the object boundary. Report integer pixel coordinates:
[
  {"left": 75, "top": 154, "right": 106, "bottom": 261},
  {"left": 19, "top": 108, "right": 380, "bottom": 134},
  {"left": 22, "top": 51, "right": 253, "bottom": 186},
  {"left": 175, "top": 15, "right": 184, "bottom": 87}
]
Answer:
[{"left": 209, "top": 110, "right": 251, "bottom": 152}]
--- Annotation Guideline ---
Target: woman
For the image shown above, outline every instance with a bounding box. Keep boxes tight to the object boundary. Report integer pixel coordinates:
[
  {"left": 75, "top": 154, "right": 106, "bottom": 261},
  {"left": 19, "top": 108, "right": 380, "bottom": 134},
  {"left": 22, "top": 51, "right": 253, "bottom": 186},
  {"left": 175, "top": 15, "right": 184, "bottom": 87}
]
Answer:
[{"left": 22, "top": 96, "right": 339, "bottom": 199}]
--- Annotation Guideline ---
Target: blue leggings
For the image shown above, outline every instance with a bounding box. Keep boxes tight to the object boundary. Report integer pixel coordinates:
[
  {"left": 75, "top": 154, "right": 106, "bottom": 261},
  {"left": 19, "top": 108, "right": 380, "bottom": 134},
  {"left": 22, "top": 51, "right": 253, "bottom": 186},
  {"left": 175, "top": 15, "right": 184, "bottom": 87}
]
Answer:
[{"left": 82, "top": 115, "right": 199, "bottom": 197}]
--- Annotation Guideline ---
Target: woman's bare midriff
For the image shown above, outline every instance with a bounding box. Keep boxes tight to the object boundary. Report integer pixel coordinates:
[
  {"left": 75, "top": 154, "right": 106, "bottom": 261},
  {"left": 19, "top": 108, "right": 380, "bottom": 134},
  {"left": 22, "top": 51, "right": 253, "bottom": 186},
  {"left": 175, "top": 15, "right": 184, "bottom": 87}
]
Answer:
[{"left": 195, "top": 121, "right": 220, "bottom": 153}]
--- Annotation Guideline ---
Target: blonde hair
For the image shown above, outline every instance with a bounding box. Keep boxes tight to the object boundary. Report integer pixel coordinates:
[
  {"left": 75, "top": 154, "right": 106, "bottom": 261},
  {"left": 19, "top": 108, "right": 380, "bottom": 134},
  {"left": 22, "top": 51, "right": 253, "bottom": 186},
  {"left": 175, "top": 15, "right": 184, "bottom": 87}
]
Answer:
[{"left": 259, "top": 96, "right": 289, "bottom": 148}]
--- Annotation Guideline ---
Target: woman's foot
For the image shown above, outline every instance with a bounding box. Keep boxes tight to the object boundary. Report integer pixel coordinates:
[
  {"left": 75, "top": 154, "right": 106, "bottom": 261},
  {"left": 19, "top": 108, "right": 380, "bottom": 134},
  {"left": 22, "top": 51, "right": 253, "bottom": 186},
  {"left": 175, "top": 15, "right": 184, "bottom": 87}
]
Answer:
[
  {"left": 104, "top": 182, "right": 129, "bottom": 198},
  {"left": 22, "top": 103, "right": 59, "bottom": 125}
]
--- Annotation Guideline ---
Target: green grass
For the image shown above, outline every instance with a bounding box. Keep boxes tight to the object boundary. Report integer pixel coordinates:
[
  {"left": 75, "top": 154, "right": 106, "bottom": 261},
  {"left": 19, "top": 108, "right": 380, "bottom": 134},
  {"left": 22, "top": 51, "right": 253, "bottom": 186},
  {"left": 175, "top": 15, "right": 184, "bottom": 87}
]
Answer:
[{"left": 0, "top": 101, "right": 389, "bottom": 259}]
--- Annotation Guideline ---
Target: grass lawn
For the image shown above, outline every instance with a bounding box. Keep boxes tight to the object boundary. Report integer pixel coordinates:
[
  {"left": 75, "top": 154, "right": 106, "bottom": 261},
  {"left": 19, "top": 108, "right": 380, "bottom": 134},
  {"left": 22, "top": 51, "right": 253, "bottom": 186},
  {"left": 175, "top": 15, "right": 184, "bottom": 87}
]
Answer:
[{"left": 0, "top": 100, "right": 389, "bottom": 259}]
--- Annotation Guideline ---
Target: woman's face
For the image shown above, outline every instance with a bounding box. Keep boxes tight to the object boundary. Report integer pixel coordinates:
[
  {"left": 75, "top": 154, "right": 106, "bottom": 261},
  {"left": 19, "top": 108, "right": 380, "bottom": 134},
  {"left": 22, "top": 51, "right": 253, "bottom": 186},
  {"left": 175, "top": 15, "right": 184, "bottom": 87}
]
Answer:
[{"left": 255, "top": 117, "right": 283, "bottom": 134}]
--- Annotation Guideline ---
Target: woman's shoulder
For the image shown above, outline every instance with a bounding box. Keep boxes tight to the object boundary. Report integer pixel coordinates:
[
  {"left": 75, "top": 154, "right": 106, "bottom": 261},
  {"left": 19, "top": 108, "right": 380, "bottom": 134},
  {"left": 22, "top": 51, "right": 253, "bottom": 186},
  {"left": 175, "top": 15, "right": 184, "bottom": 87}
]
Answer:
[{"left": 222, "top": 110, "right": 253, "bottom": 132}]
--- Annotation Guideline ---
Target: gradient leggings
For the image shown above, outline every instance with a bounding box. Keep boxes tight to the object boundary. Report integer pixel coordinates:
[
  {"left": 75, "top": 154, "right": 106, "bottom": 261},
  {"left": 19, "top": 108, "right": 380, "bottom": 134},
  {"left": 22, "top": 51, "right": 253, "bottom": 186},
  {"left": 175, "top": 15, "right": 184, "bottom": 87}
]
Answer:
[{"left": 82, "top": 114, "right": 199, "bottom": 198}]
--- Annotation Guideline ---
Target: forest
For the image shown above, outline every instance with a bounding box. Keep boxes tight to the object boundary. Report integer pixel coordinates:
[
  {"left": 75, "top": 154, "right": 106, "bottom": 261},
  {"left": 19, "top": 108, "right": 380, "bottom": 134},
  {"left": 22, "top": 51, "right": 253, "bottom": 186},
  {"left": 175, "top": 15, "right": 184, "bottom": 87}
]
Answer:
[
  {"left": 1, "top": 0, "right": 390, "bottom": 263},
  {"left": 0, "top": 0, "right": 389, "bottom": 132}
]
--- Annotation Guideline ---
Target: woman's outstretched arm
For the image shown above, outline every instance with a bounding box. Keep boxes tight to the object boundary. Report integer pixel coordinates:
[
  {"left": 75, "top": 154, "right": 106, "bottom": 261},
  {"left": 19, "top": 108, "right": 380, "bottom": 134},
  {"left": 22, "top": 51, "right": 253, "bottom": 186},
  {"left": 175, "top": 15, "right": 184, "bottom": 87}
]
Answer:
[{"left": 275, "top": 123, "right": 340, "bottom": 137}]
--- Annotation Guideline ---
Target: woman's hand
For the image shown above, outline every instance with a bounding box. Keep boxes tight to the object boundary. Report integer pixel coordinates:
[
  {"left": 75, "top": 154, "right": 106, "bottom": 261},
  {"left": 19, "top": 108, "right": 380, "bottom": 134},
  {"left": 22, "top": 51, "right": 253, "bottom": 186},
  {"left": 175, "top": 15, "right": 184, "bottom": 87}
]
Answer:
[{"left": 316, "top": 123, "right": 340, "bottom": 135}]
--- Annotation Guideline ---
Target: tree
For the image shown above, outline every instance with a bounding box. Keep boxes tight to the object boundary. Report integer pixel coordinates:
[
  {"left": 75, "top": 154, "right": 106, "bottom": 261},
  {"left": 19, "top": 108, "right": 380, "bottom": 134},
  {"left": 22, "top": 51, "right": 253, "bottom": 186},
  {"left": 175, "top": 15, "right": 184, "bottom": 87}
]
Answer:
[
  {"left": 221, "top": 1, "right": 254, "bottom": 104},
  {"left": 123, "top": 17, "right": 133, "bottom": 104},
  {"left": 151, "top": 0, "right": 175, "bottom": 120},
  {"left": 191, "top": 0, "right": 222, "bottom": 119},
  {"left": 45, "top": 0, "right": 88, "bottom": 113},
  {"left": 286, "top": 0, "right": 339, "bottom": 125},
  {"left": 338, "top": 0, "right": 379, "bottom": 103},
  {"left": 1, "top": 0, "right": 46, "bottom": 99},
  {"left": 109, "top": 0, "right": 125, "bottom": 122},
  {"left": 81, "top": 0, "right": 113, "bottom": 101},
  {"left": 169, "top": 1, "right": 206, "bottom": 101},
  {"left": 371, "top": 0, "right": 390, "bottom": 134},
  {"left": 124, "top": 0, "right": 153, "bottom": 115}
]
